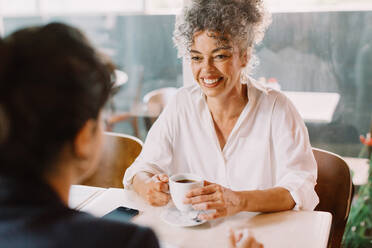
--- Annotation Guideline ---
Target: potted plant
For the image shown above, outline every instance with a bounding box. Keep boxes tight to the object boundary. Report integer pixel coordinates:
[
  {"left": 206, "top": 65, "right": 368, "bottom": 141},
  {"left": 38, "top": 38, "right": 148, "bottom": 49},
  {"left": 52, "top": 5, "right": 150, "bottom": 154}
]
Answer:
[{"left": 343, "top": 122, "right": 372, "bottom": 247}]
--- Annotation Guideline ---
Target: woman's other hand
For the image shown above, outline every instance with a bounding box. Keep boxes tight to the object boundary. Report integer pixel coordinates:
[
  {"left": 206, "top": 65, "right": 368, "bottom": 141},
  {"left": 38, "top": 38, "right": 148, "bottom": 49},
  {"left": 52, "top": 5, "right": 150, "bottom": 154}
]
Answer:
[
  {"left": 184, "top": 181, "right": 242, "bottom": 220},
  {"left": 229, "top": 229, "right": 263, "bottom": 248},
  {"left": 133, "top": 172, "right": 170, "bottom": 206}
]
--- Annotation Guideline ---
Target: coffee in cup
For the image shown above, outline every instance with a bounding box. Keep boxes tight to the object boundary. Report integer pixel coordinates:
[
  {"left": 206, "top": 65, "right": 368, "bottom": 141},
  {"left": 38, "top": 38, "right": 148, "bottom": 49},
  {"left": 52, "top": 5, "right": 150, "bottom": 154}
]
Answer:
[
  {"left": 169, "top": 173, "right": 203, "bottom": 212},
  {"left": 175, "top": 179, "right": 196, "bottom": 183}
]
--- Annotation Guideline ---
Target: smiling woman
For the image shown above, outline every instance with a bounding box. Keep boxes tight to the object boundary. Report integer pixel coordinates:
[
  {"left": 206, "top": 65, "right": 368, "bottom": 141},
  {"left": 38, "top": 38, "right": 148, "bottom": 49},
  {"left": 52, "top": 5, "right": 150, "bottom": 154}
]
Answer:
[{"left": 124, "top": 0, "right": 319, "bottom": 221}]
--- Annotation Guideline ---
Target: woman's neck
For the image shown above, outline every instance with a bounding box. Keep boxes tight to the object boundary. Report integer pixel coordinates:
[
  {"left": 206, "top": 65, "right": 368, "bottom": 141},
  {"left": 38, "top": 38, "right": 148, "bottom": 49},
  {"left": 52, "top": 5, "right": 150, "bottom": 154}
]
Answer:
[
  {"left": 206, "top": 83, "right": 248, "bottom": 123},
  {"left": 44, "top": 161, "right": 76, "bottom": 206}
]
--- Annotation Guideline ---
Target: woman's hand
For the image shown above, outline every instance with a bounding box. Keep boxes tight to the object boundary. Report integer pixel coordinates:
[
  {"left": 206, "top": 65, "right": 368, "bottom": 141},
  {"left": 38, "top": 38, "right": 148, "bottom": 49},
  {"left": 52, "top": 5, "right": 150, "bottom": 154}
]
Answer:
[
  {"left": 229, "top": 229, "right": 263, "bottom": 248},
  {"left": 184, "top": 181, "right": 242, "bottom": 220},
  {"left": 133, "top": 173, "right": 170, "bottom": 206}
]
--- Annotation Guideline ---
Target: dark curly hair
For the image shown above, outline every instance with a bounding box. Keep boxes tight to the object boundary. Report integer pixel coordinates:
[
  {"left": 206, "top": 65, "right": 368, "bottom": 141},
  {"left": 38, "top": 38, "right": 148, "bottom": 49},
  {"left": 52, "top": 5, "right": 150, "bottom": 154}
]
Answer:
[{"left": 0, "top": 23, "right": 114, "bottom": 178}]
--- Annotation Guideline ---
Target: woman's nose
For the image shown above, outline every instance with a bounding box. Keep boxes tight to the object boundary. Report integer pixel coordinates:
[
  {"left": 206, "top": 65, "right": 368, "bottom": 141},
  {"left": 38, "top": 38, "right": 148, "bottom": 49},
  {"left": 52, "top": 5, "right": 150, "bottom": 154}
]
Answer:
[{"left": 201, "top": 58, "right": 214, "bottom": 72}]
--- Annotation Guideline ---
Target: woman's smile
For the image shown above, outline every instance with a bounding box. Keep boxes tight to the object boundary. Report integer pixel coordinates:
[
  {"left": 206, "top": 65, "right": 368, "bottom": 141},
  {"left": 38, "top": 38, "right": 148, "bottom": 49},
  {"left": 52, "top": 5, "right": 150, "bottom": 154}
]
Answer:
[{"left": 201, "top": 76, "right": 224, "bottom": 88}]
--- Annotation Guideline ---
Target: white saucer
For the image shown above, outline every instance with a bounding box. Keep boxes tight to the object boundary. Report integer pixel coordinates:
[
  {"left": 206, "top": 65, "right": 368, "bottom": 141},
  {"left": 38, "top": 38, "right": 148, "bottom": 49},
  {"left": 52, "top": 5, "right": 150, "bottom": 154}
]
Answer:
[{"left": 160, "top": 207, "right": 207, "bottom": 227}]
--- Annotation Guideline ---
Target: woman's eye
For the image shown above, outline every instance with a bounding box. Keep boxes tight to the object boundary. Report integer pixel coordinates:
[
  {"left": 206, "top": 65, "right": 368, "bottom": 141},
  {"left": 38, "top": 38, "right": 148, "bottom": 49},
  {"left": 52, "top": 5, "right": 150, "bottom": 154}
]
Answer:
[
  {"left": 215, "top": 54, "right": 228, "bottom": 60},
  {"left": 191, "top": 56, "right": 202, "bottom": 61}
]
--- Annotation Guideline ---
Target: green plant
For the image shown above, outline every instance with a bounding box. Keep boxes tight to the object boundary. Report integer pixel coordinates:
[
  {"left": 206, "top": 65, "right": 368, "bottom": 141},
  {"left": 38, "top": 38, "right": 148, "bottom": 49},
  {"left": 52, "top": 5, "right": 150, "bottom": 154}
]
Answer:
[{"left": 343, "top": 130, "right": 372, "bottom": 248}]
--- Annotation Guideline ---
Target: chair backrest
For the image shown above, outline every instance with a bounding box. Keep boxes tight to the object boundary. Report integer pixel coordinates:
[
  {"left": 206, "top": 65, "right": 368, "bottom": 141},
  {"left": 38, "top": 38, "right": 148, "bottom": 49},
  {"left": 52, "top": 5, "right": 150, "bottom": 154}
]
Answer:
[
  {"left": 313, "top": 148, "right": 354, "bottom": 248},
  {"left": 143, "top": 87, "right": 178, "bottom": 116},
  {"left": 81, "top": 132, "right": 143, "bottom": 188},
  {"left": 143, "top": 87, "right": 178, "bottom": 131}
]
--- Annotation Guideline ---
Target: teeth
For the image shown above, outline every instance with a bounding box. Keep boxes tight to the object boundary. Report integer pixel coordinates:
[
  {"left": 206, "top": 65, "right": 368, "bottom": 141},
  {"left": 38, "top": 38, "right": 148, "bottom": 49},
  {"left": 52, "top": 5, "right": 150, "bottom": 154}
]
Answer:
[{"left": 203, "top": 78, "right": 220, "bottom": 84}]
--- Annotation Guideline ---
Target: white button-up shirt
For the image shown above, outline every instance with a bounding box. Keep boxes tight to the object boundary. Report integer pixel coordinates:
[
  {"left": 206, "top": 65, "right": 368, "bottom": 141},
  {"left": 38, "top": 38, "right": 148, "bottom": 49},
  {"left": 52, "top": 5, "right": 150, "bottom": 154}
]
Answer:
[{"left": 124, "top": 81, "right": 319, "bottom": 210}]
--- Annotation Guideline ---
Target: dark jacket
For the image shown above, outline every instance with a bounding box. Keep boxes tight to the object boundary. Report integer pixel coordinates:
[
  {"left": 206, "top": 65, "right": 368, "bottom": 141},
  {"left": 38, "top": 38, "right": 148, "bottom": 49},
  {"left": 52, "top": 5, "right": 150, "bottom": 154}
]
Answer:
[{"left": 0, "top": 177, "right": 159, "bottom": 248}]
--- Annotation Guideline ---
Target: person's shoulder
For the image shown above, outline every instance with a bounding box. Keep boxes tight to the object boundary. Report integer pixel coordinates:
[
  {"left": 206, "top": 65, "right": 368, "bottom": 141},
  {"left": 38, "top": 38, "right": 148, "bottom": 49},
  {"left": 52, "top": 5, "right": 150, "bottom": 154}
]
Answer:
[
  {"left": 174, "top": 84, "right": 200, "bottom": 99},
  {"left": 267, "top": 89, "right": 289, "bottom": 106},
  {"left": 248, "top": 79, "right": 289, "bottom": 107},
  {"left": 62, "top": 211, "right": 159, "bottom": 248},
  {"left": 170, "top": 84, "right": 201, "bottom": 109}
]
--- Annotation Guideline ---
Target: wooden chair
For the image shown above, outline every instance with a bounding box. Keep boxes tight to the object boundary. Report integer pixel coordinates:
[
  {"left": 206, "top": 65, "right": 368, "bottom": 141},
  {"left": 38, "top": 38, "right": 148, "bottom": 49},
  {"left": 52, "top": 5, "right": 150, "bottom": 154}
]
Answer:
[
  {"left": 81, "top": 132, "right": 143, "bottom": 188},
  {"left": 143, "top": 87, "right": 178, "bottom": 131},
  {"left": 313, "top": 148, "right": 354, "bottom": 248}
]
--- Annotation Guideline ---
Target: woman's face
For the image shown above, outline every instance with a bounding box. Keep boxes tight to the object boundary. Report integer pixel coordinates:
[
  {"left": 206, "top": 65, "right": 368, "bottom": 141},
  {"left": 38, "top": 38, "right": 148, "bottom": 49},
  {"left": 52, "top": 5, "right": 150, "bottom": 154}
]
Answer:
[{"left": 190, "top": 30, "right": 247, "bottom": 99}]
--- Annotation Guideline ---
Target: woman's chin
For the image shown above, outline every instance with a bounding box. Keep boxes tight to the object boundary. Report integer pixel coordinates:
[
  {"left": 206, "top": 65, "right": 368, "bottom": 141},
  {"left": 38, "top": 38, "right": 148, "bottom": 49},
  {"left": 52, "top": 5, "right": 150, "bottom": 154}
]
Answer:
[
  {"left": 199, "top": 80, "right": 224, "bottom": 96},
  {"left": 201, "top": 87, "right": 224, "bottom": 99}
]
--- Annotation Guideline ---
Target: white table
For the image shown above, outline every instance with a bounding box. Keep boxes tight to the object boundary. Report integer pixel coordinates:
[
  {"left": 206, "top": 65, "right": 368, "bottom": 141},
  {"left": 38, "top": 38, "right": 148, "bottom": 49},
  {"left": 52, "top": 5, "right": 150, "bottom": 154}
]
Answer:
[
  {"left": 69, "top": 186, "right": 332, "bottom": 248},
  {"left": 283, "top": 91, "right": 340, "bottom": 123},
  {"left": 68, "top": 185, "right": 106, "bottom": 210}
]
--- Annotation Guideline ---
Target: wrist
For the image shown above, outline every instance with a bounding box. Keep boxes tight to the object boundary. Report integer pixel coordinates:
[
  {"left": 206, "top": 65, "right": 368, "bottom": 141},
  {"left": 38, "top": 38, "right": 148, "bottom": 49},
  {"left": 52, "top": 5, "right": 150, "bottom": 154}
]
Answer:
[
  {"left": 237, "top": 190, "right": 258, "bottom": 212},
  {"left": 133, "top": 173, "right": 150, "bottom": 196},
  {"left": 236, "top": 191, "right": 248, "bottom": 212}
]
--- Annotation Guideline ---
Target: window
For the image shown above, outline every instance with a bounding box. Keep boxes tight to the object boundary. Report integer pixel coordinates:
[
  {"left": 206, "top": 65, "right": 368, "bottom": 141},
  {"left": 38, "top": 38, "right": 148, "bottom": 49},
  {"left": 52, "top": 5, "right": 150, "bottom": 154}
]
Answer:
[{"left": 1, "top": 0, "right": 371, "bottom": 157}]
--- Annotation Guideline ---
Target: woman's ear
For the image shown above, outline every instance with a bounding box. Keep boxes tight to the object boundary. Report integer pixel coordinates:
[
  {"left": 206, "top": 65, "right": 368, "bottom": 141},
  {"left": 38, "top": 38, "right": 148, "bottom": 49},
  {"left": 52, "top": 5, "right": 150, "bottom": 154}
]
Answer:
[
  {"left": 74, "top": 119, "right": 97, "bottom": 160},
  {"left": 240, "top": 48, "right": 251, "bottom": 68}
]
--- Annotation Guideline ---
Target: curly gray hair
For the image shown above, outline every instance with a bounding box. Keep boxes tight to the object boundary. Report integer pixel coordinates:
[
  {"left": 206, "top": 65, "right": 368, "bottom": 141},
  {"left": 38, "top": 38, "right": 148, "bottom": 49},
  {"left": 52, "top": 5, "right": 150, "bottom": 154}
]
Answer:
[{"left": 173, "top": 0, "right": 271, "bottom": 77}]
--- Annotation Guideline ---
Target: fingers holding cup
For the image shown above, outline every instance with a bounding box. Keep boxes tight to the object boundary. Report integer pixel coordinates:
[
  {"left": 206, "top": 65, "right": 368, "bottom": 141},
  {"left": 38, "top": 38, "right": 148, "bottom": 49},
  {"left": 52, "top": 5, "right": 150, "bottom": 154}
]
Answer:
[{"left": 169, "top": 173, "right": 204, "bottom": 213}]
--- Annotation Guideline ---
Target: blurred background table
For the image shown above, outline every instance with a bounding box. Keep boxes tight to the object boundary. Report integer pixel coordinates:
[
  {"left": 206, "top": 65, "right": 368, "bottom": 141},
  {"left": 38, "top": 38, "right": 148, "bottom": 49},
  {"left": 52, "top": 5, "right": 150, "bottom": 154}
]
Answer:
[
  {"left": 343, "top": 157, "right": 369, "bottom": 185},
  {"left": 283, "top": 91, "right": 340, "bottom": 123}
]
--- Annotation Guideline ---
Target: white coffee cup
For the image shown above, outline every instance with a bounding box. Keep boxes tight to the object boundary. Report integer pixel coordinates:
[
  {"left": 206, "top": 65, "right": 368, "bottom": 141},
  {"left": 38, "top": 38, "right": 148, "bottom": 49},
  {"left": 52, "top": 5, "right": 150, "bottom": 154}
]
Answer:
[{"left": 169, "top": 173, "right": 204, "bottom": 212}]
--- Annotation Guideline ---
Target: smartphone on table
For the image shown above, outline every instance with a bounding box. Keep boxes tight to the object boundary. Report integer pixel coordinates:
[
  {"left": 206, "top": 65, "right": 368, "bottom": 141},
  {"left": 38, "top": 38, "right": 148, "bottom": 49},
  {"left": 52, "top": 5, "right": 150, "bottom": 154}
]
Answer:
[{"left": 102, "top": 206, "right": 139, "bottom": 222}]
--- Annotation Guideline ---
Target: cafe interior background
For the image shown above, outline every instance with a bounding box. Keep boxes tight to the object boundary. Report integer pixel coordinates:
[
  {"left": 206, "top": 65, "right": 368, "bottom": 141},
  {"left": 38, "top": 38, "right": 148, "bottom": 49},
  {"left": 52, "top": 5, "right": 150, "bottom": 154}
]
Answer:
[
  {"left": 0, "top": 0, "right": 371, "bottom": 158},
  {"left": 1, "top": 0, "right": 372, "bottom": 246}
]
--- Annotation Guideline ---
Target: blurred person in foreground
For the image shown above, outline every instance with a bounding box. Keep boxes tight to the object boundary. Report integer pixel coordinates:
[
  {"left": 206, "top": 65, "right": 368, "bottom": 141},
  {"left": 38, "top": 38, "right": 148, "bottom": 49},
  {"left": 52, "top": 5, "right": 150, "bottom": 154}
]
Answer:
[
  {"left": 0, "top": 23, "right": 159, "bottom": 248},
  {"left": 124, "top": 0, "right": 319, "bottom": 220}
]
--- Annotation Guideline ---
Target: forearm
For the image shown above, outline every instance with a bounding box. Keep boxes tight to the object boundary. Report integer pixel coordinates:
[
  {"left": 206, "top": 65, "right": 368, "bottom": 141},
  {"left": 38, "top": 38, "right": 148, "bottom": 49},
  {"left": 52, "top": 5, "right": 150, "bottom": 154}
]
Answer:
[
  {"left": 238, "top": 187, "right": 295, "bottom": 212},
  {"left": 132, "top": 171, "right": 170, "bottom": 206},
  {"left": 132, "top": 171, "right": 154, "bottom": 196}
]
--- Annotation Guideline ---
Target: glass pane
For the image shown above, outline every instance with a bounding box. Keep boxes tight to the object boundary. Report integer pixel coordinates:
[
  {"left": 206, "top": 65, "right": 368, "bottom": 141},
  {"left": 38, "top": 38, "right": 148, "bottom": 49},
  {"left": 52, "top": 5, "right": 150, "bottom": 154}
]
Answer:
[
  {"left": 252, "top": 11, "right": 372, "bottom": 157},
  {"left": 0, "top": 0, "right": 38, "bottom": 15},
  {"left": 108, "top": 15, "right": 183, "bottom": 138},
  {"left": 2, "top": 14, "right": 182, "bottom": 140}
]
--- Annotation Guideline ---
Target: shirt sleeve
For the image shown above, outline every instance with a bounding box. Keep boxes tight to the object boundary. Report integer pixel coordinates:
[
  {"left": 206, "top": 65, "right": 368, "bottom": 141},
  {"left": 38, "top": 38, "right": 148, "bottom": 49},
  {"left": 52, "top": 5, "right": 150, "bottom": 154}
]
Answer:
[
  {"left": 123, "top": 95, "right": 177, "bottom": 189},
  {"left": 271, "top": 92, "right": 319, "bottom": 210}
]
